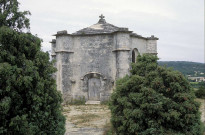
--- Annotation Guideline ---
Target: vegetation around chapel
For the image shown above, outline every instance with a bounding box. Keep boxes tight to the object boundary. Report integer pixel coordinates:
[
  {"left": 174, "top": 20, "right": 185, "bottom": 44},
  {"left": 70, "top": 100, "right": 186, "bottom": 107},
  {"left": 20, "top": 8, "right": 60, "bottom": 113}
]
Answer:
[
  {"left": 0, "top": 0, "right": 65, "bottom": 134},
  {"left": 109, "top": 55, "right": 203, "bottom": 135},
  {"left": 1, "top": 1, "right": 204, "bottom": 135},
  {"left": 158, "top": 61, "right": 205, "bottom": 98}
]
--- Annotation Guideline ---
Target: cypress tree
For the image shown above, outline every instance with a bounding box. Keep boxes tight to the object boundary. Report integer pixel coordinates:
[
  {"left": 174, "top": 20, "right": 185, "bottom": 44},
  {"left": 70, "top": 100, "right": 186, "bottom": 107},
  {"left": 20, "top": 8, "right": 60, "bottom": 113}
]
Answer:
[
  {"left": 0, "top": 0, "right": 65, "bottom": 134},
  {"left": 109, "top": 54, "right": 203, "bottom": 135}
]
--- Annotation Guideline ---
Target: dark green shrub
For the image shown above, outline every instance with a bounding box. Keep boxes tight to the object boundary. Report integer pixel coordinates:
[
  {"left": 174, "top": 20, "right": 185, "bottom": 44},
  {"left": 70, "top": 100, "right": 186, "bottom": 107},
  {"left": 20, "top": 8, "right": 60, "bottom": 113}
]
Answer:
[
  {"left": 109, "top": 54, "right": 203, "bottom": 135},
  {"left": 0, "top": 1, "right": 65, "bottom": 134},
  {"left": 195, "top": 86, "right": 205, "bottom": 99},
  {"left": 0, "top": 26, "right": 65, "bottom": 135},
  {"left": 103, "top": 122, "right": 116, "bottom": 135}
]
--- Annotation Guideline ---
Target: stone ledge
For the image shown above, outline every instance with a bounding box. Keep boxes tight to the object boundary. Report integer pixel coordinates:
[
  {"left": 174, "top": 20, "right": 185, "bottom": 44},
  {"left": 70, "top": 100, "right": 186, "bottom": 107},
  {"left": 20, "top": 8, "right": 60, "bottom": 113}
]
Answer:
[
  {"left": 130, "top": 33, "right": 147, "bottom": 39},
  {"left": 85, "top": 101, "right": 101, "bottom": 105},
  {"left": 112, "top": 48, "right": 131, "bottom": 52},
  {"left": 147, "top": 35, "right": 159, "bottom": 40},
  {"left": 55, "top": 50, "right": 74, "bottom": 53},
  {"left": 53, "top": 30, "right": 72, "bottom": 36},
  {"left": 130, "top": 33, "right": 159, "bottom": 40}
]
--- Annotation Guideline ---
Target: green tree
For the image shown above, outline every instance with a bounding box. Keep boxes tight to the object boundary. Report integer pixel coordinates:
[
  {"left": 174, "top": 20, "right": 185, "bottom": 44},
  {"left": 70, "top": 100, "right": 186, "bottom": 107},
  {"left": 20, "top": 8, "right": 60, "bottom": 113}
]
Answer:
[
  {"left": 195, "top": 85, "right": 205, "bottom": 99},
  {"left": 0, "top": 0, "right": 65, "bottom": 134},
  {"left": 0, "top": 0, "right": 30, "bottom": 31},
  {"left": 0, "top": 27, "right": 65, "bottom": 135},
  {"left": 109, "top": 54, "right": 203, "bottom": 135}
]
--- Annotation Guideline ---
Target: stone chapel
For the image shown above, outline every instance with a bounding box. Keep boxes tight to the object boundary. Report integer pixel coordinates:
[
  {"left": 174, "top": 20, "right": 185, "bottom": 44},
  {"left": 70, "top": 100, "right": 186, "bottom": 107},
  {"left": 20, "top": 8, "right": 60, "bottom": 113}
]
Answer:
[{"left": 50, "top": 15, "right": 158, "bottom": 102}]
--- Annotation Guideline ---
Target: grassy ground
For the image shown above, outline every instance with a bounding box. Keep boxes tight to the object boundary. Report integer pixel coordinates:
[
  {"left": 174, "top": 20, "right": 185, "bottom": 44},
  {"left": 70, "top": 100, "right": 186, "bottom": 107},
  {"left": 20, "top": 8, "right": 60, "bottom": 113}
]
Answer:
[
  {"left": 63, "top": 105, "right": 110, "bottom": 128},
  {"left": 196, "top": 98, "right": 205, "bottom": 124},
  {"left": 63, "top": 105, "right": 111, "bottom": 135},
  {"left": 63, "top": 99, "right": 205, "bottom": 135}
]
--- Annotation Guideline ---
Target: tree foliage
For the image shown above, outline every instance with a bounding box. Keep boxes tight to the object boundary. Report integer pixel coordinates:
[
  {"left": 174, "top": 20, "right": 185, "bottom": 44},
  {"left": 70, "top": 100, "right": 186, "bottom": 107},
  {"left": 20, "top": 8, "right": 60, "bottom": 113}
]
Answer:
[
  {"left": 0, "top": 1, "right": 65, "bottom": 134},
  {"left": 0, "top": 26, "right": 65, "bottom": 134},
  {"left": 195, "top": 86, "right": 205, "bottom": 99},
  {"left": 109, "top": 54, "right": 203, "bottom": 135},
  {"left": 0, "top": 0, "right": 30, "bottom": 31}
]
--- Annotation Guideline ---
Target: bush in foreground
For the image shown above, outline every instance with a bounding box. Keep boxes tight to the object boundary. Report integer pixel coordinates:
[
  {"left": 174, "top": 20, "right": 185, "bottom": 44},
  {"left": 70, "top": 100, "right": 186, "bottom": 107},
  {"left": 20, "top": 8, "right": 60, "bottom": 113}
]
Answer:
[
  {"left": 0, "top": 0, "right": 65, "bottom": 134},
  {"left": 109, "top": 54, "right": 203, "bottom": 135},
  {"left": 0, "top": 26, "right": 65, "bottom": 135}
]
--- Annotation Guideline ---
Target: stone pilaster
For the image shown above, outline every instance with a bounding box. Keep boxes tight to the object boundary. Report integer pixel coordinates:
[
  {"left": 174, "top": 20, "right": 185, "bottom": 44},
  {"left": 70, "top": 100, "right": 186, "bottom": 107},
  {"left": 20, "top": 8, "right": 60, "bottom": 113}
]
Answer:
[
  {"left": 146, "top": 35, "right": 158, "bottom": 55},
  {"left": 54, "top": 31, "right": 74, "bottom": 96},
  {"left": 113, "top": 32, "right": 131, "bottom": 79}
]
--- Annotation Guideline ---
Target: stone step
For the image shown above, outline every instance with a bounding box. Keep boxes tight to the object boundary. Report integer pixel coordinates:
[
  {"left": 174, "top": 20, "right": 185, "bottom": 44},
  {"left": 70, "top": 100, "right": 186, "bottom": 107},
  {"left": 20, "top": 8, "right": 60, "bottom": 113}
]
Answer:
[{"left": 85, "top": 100, "right": 101, "bottom": 105}]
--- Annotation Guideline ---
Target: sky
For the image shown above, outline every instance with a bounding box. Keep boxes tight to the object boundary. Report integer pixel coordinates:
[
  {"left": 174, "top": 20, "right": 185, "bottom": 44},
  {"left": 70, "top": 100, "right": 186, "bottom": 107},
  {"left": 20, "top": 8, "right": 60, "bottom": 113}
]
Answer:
[{"left": 18, "top": 0, "right": 204, "bottom": 63}]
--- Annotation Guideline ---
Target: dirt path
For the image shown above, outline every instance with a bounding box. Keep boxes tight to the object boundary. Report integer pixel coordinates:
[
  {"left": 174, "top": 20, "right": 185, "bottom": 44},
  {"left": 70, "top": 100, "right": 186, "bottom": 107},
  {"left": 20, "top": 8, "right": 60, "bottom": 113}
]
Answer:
[
  {"left": 63, "top": 105, "right": 111, "bottom": 135},
  {"left": 63, "top": 100, "right": 205, "bottom": 135},
  {"left": 197, "top": 98, "right": 205, "bottom": 124}
]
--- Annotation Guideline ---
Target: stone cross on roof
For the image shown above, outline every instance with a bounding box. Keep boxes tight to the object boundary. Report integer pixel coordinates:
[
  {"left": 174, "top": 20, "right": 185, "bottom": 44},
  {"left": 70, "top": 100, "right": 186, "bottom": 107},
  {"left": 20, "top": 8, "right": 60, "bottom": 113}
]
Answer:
[
  {"left": 99, "top": 14, "right": 105, "bottom": 19},
  {"left": 98, "top": 14, "right": 106, "bottom": 24}
]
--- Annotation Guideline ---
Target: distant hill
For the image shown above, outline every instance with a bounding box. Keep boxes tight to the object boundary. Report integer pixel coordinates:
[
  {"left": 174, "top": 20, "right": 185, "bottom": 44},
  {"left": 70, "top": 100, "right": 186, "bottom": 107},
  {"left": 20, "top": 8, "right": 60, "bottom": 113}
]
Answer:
[{"left": 158, "top": 61, "right": 205, "bottom": 77}]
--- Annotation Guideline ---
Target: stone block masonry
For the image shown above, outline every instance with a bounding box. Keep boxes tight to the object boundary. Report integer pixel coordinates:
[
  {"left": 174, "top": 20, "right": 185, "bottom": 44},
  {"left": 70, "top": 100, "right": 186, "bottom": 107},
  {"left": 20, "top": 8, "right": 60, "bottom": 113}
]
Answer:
[{"left": 51, "top": 14, "right": 158, "bottom": 102}]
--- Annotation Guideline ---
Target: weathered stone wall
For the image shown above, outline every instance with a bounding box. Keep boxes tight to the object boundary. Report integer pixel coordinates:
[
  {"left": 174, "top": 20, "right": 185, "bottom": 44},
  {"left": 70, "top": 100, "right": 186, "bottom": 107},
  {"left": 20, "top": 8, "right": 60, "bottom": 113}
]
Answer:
[
  {"left": 130, "top": 36, "right": 157, "bottom": 61},
  {"left": 56, "top": 35, "right": 73, "bottom": 51},
  {"left": 146, "top": 39, "right": 157, "bottom": 54},
  {"left": 52, "top": 31, "right": 158, "bottom": 102},
  {"left": 69, "top": 34, "right": 116, "bottom": 101},
  {"left": 55, "top": 35, "right": 74, "bottom": 101},
  {"left": 130, "top": 37, "right": 147, "bottom": 55},
  {"left": 114, "top": 32, "right": 131, "bottom": 78}
]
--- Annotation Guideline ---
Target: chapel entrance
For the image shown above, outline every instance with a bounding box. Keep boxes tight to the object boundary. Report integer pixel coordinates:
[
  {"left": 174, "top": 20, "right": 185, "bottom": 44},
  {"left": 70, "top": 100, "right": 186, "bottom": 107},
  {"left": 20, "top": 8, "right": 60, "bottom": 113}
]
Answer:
[{"left": 88, "top": 78, "right": 101, "bottom": 100}]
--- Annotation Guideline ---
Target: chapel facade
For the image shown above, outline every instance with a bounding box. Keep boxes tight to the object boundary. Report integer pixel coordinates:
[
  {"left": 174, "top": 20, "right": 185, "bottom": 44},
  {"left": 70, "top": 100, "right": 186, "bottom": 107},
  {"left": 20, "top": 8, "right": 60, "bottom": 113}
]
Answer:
[{"left": 50, "top": 15, "right": 158, "bottom": 102}]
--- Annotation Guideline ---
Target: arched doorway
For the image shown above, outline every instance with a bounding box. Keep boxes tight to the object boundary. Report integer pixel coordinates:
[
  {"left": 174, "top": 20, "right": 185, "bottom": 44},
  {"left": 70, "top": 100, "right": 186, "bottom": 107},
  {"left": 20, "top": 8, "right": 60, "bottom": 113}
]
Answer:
[
  {"left": 81, "top": 72, "right": 105, "bottom": 101},
  {"left": 88, "top": 78, "right": 101, "bottom": 100},
  {"left": 132, "top": 48, "right": 139, "bottom": 63}
]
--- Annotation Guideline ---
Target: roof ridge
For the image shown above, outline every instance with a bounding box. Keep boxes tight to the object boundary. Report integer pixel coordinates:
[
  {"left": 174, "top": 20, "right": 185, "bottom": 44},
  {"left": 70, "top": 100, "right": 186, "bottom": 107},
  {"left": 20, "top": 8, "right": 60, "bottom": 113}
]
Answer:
[{"left": 72, "top": 15, "right": 129, "bottom": 35}]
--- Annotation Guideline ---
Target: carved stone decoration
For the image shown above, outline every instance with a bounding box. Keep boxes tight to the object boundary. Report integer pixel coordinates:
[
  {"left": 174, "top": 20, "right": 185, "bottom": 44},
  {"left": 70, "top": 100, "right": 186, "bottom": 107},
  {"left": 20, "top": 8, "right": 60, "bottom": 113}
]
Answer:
[{"left": 81, "top": 72, "right": 105, "bottom": 94}]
